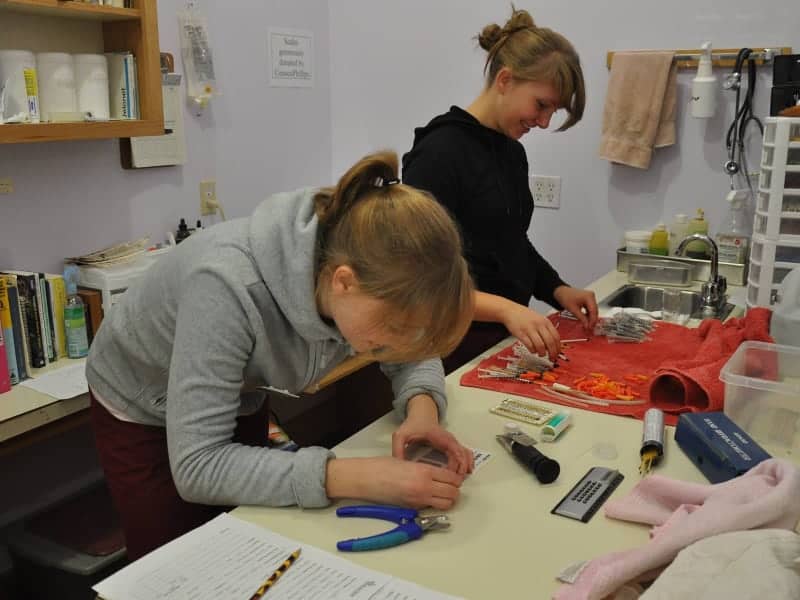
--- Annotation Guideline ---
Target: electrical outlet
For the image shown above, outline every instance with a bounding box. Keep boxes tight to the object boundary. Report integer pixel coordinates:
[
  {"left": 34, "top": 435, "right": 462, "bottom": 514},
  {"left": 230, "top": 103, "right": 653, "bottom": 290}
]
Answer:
[
  {"left": 0, "top": 178, "right": 13, "bottom": 194},
  {"left": 530, "top": 175, "right": 561, "bottom": 209},
  {"left": 199, "top": 180, "right": 217, "bottom": 216}
]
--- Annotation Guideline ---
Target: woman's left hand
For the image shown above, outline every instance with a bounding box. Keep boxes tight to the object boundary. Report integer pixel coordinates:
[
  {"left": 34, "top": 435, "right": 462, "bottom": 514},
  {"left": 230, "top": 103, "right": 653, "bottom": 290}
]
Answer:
[
  {"left": 392, "top": 395, "right": 474, "bottom": 476},
  {"left": 553, "top": 285, "right": 599, "bottom": 331}
]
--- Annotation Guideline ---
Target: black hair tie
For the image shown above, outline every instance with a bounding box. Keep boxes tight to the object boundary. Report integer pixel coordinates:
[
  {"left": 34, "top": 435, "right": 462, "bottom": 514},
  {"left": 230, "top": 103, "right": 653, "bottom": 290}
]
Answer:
[{"left": 374, "top": 177, "right": 400, "bottom": 188}]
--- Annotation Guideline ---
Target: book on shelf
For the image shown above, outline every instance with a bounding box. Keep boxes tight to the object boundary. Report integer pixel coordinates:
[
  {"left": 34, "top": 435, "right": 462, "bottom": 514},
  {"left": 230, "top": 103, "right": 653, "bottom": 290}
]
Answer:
[
  {"left": 3, "top": 275, "right": 30, "bottom": 382},
  {"left": 0, "top": 271, "right": 69, "bottom": 388},
  {"left": 45, "top": 274, "right": 67, "bottom": 359},
  {"left": 5, "top": 272, "right": 46, "bottom": 370},
  {"left": 37, "top": 273, "right": 55, "bottom": 363},
  {"left": 107, "top": 52, "right": 139, "bottom": 120},
  {"left": 0, "top": 277, "right": 19, "bottom": 385},
  {"left": 0, "top": 327, "right": 10, "bottom": 394}
]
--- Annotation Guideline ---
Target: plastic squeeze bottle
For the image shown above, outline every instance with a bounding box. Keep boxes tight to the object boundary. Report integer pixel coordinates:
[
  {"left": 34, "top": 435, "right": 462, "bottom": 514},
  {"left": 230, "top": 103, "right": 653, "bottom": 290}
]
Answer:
[
  {"left": 685, "top": 209, "right": 710, "bottom": 259},
  {"left": 668, "top": 213, "right": 689, "bottom": 256},
  {"left": 716, "top": 190, "right": 751, "bottom": 264},
  {"left": 63, "top": 265, "right": 89, "bottom": 358},
  {"left": 648, "top": 223, "right": 669, "bottom": 256}
]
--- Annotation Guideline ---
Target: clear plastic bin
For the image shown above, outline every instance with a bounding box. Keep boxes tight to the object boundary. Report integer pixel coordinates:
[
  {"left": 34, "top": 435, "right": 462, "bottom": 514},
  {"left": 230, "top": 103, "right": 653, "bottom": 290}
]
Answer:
[{"left": 721, "top": 341, "right": 800, "bottom": 452}]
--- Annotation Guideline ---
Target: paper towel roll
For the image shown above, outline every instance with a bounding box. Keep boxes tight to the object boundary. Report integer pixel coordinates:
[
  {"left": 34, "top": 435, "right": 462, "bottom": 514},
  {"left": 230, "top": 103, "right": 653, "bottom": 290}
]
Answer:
[
  {"left": 36, "top": 52, "right": 77, "bottom": 122},
  {"left": 0, "top": 49, "right": 40, "bottom": 123},
  {"left": 74, "top": 53, "right": 110, "bottom": 120}
]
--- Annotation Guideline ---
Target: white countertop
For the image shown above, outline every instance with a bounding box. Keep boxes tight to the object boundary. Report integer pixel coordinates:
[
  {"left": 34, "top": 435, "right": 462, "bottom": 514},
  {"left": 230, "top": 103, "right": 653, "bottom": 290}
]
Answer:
[
  {"left": 0, "top": 358, "right": 89, "bottom": 443},
  {"left": 231, "top": 273, "right": 762, "bottom": 599}
]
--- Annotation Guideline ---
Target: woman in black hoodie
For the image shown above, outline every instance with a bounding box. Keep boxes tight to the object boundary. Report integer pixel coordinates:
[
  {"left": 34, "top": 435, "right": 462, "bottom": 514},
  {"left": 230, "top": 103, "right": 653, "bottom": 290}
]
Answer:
[{"left": 403, "top": 7, "right": 597, "bottom": 373}]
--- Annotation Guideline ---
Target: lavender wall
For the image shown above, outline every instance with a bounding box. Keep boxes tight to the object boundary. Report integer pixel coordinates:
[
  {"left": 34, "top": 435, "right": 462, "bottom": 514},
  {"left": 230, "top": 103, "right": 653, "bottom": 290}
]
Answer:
[
  {"left": 329, "top": 0, "right": 799, "bottom": 310},
  {"left": 0, "top": 1, "right": 332, "bottom": 275}
]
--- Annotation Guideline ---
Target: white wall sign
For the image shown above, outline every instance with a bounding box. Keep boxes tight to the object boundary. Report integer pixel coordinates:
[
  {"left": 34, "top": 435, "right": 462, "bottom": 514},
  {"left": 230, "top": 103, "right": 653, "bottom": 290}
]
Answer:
[{"left": 268, "top": 28, "right": 314, "bottom": 87}]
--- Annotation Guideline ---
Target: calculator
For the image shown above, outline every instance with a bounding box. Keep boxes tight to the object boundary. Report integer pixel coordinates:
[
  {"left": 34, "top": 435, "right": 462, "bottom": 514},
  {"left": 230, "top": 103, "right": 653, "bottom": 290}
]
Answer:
[{"left": 551, "top": 466, "right": 624, "bottom": 523}]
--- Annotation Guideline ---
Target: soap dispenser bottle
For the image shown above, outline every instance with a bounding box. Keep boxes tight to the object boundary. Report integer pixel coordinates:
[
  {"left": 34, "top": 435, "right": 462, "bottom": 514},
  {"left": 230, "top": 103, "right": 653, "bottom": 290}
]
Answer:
[
  {"left": 717, "top": 190, "right": 751, "bottom": 264},
  {"left": 669, "top": 213, "right": 690, "bottom": 256},
  {"left": 649, "top": 223, "right": 669, "bottom": 256},
  {"left": 690, "top": 42, "right": 717, "bottom": 118},
  {"left": 685, "top": 209, "right": 710, "bottom": 259}
]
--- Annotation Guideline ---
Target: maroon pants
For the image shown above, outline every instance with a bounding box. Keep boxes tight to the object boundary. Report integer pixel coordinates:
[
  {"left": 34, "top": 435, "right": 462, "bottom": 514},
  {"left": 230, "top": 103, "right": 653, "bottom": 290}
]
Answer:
[{"left": 90, "top": 392, "right": 269, "bottom": 560}]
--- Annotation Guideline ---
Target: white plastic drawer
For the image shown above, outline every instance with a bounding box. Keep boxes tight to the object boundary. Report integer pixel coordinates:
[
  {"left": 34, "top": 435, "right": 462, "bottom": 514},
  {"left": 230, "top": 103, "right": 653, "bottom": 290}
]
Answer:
[{"left": 754, "top": 210, "right": 800, "bottom": 241}]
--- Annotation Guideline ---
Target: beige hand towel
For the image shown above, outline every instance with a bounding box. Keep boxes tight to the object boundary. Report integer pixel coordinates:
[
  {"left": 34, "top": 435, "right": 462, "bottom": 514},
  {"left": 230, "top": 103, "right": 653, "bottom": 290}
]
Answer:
[{"left": 599, "top": 51, "right": 677, "bottom": 169}]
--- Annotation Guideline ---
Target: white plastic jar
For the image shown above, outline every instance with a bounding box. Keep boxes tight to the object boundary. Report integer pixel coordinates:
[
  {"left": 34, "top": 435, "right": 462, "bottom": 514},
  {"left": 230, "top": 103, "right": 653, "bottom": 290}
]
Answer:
[
  {"left": 625, "top": 230, "right": 652, "bottom": 254},
  {"left": 74, "top": 53, "right": 110, "bottom": 120},
  {"left": 36, "top": 52, "right": 77, "bottom": 122},
  {"left": 0, "top": 50, "right": 39, "bottom": 123}
]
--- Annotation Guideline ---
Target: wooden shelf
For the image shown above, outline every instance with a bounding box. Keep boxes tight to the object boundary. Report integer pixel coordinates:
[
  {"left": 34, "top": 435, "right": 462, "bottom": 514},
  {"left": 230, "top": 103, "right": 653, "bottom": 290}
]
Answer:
[
  {"left": 0, "top": 0, "right": 141, "bottom": 21},
  {"left": 0, "top": 119, "right": 163, "bottom": 143},
  {"left": 0, "top": 0, "right": 163, "bottom": 144}
]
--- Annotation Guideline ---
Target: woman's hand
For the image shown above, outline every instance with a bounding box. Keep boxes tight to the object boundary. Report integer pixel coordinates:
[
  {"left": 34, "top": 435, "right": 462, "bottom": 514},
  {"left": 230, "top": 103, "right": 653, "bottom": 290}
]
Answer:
[
  {"left": 391, "top": 395, "right": 474, "bottom": 476},
  {"left": 553, "top": 285, "right": 599, "bottom": 331},
  {"left": 500, "top": 302, "right": 561, "bottom": 359},
  {"left": 326, "top": 456, "right": 465, "bottom": 510}
]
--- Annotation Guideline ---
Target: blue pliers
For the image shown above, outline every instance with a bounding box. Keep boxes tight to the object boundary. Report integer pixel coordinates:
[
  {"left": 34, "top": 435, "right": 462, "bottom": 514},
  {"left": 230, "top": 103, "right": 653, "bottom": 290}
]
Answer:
[{"left": 335, "top": 505, "right": 450, "bottom": 552}]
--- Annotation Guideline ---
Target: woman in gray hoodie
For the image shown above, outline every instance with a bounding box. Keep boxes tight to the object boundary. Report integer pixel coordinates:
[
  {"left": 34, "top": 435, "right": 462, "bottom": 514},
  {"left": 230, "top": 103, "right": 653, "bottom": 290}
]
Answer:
[{"left": 87, "top": 151, "right": 475, "bottom": 559}]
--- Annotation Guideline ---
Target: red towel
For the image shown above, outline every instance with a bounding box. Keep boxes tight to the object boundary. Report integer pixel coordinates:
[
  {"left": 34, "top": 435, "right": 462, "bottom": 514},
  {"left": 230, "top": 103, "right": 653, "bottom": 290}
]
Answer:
[
  {"left": 459, "top": 308, "right": 773, "bottom": 426},
  {"left": 648, "top": 307, "right": 773, "bottom": 414}
]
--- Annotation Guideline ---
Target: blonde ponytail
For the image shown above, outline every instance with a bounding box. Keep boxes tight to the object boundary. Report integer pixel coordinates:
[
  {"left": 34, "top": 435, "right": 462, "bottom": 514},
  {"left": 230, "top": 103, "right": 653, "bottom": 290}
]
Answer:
[
  {"left": 314, "top": 151, "right": 474, "bottom": 361},
  {"left": 315, "top": 151, "right": 399, "bottom": 228}
]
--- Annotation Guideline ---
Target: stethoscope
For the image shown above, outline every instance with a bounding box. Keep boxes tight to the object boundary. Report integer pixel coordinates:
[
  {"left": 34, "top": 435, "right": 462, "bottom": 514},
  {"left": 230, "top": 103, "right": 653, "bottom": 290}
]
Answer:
[{"left": 722, "top": 48, "right": 763, "bottom": 183}]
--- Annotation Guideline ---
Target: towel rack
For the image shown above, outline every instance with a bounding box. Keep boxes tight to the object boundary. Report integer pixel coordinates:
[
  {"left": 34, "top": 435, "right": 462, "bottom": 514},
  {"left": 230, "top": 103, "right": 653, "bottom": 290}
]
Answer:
[{"left": 606, "top": 46, "right": 792, "bottom": 70}]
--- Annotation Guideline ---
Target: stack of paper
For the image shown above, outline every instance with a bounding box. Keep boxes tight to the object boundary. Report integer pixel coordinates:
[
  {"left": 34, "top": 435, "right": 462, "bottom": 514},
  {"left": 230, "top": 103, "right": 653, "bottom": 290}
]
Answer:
[{"left": 94, "top": 513, "right": 463, "bottom": 600}]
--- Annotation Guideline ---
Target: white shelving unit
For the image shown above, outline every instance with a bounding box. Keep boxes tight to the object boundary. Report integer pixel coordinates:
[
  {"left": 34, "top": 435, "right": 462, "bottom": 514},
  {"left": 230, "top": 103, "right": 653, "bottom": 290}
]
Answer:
[{"left": 747, "top": 117, "right": 800, "bottom": 307}]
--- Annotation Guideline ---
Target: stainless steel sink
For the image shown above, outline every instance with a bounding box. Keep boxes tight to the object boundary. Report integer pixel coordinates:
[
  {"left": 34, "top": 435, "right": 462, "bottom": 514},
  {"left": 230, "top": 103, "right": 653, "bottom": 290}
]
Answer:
[{"left": 599, "top": 284, "right": 736, "bottom": 321}]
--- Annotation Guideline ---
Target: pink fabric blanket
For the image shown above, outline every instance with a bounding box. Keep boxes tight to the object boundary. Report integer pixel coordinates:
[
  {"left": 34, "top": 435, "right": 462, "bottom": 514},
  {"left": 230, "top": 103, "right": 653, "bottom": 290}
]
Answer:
[{"left": 553, "top": 459, "right": 800, "bottom": 600}]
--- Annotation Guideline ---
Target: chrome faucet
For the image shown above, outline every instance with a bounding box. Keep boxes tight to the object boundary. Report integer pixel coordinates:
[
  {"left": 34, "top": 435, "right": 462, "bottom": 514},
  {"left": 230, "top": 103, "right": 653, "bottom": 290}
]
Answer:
[{"left": 676, "top": 234, "right": 728, "bottom": 318}]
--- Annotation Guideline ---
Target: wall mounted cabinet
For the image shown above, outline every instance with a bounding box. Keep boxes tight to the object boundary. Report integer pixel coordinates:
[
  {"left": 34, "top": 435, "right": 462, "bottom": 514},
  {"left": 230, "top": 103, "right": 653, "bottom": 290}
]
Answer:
[{"left": 0, "top": 0, "right": 162, "bottom": 143}]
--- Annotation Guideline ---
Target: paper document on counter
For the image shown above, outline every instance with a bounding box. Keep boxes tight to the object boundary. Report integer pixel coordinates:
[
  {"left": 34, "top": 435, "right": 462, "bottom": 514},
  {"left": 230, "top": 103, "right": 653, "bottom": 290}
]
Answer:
[
  {"left": 94, "top": 513, "right": 463, "bottom": 600},
  {"left": 20, "top": 361, "right": 88, "bottom": 400}
]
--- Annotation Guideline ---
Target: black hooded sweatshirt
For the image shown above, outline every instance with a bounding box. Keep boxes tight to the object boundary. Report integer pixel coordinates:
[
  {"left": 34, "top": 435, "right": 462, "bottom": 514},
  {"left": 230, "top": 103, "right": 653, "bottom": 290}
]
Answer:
[{"left": 402, "top": 106, "right": 566, "bottom": 309}]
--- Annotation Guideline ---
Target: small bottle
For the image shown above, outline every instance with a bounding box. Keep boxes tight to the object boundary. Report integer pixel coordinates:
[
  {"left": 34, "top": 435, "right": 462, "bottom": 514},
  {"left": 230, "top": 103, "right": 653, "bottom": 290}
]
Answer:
[
  {"left": 668, "top": 213, "right": 689, "bottom": 256},
  {"left": 63, "top": 265, "right": 89, "bottom": 358},
  {"left": 685, "top": 209, "right": 710, "bottom": 259},
  {"left": 690, "top": 42, "right": 717, "bottom": 119},
  {"left": 195, "top": 219, "right": 203, "bottom": 231},
  {"left": 717, "top": 190, "right": 751, "bottom": 264},
  {"left": 648, "top": 223, "right": 669, "bottom": 256},
  {"left": 175, "top": 218, "right": 191, "bottom": 243}
]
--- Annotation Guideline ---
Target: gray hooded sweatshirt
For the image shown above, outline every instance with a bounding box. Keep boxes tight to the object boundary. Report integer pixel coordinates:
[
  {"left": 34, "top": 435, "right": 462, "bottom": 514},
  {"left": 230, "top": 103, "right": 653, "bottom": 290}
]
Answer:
[{"left": 86, "top": 188, "right": 448, "bottom": 509}]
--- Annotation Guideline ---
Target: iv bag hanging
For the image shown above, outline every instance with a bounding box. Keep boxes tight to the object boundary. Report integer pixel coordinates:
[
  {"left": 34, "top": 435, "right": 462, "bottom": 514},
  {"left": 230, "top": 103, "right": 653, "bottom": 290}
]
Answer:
[{"left": 178, "top": 2, "right": 218, "bottom": 114}]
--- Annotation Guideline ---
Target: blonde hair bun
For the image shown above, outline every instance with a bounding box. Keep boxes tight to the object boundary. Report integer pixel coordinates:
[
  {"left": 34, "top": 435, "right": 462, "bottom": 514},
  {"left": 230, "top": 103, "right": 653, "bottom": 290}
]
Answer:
[
  {"left": 504, "top": 8, "right": 535, "bottom": 33},
  {"left": 477, "top": 23, "right": 503, "bottom": 52},
  {"left": 477, "top": 8, "right": 536, "bottom": 52}
]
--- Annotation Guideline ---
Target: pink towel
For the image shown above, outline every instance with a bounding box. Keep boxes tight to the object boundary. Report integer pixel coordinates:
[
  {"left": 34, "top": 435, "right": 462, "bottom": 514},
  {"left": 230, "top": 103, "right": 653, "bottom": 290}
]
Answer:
[
  {"left": 599, "top": 51, "right": 677, "bottom": 169},
  {"left": 553, "top": 459, "right": 800, "bottom": 600}
]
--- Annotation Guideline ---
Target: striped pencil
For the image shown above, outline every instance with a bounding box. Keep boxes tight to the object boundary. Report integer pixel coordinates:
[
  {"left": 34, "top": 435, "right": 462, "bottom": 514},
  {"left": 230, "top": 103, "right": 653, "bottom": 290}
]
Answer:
[{"left": 249, "top": 548, "right": 302, "bottom": 599}]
